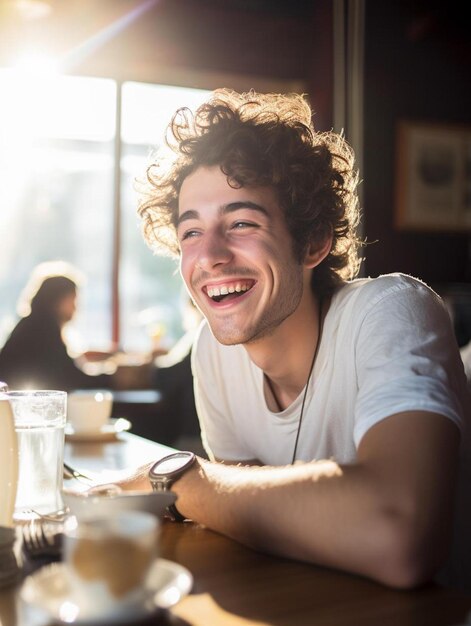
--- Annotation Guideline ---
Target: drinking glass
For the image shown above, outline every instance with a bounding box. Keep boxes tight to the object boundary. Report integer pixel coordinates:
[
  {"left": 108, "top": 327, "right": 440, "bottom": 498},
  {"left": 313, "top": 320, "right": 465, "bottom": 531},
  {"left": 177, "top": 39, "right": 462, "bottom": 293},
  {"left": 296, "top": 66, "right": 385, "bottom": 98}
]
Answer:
[{"left": 7, "top": 390, "right": 67, "bottom": 520}]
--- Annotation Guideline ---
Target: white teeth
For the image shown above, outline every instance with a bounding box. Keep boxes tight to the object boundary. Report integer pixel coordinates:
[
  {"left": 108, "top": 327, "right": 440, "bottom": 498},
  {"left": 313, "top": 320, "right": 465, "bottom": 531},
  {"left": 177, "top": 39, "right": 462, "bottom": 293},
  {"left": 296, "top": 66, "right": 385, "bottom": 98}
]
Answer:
[{"left": 207, "top": 282, "right": 251, "bottom": 299}]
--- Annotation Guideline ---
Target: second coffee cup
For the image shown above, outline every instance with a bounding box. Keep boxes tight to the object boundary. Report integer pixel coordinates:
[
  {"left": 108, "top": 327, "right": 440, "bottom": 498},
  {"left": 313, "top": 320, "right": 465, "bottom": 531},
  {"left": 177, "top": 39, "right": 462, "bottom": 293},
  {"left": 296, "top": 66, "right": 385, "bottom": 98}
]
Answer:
[
  {"left": 67, "top": 391, "right": 113, "bottom": 433},
  {"left": 63, "top": 511, "right": 159, "bottom": 620}
]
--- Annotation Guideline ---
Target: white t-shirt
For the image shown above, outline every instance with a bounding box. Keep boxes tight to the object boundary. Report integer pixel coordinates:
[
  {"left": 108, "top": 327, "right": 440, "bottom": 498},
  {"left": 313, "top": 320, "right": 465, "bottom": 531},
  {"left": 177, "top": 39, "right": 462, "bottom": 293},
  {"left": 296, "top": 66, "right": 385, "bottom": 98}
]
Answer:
[
  {"left": 193, "top": 273, "right": 467, "bottom": 464},
  {"left": 192, "top": 273, "right": 471, "bottom": 590}
]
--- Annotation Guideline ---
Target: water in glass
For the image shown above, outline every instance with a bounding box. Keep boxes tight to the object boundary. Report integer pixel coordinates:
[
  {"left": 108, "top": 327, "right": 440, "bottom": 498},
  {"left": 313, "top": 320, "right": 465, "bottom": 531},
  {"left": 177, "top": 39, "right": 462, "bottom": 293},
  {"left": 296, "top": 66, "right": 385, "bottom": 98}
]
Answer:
[{"left": 7, "top": 391, "right": 66, "bottom": 521}]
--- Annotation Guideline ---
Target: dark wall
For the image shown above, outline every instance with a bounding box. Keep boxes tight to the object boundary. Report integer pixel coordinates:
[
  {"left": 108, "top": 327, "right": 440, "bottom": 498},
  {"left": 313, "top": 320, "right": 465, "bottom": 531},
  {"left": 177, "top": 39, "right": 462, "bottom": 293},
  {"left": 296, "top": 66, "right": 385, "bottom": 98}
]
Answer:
[
  {"left": 0, "top": 1, "right": 324, "bottom": 90},
  {"left": 6, "top": 0, "right": 468, "bottom": 286},
  {"left": 362, "top": 1, "right": 471, "bottom": 284}
]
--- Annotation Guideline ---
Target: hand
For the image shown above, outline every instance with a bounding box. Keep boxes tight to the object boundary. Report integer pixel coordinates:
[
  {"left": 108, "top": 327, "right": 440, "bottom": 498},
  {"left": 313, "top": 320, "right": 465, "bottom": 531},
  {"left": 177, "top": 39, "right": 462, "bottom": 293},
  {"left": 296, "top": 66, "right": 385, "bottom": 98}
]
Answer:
[
  {"left": 113, "top": 463, "right": 154, "bottom": 492},
  {"left": 85, "top": 484, "right": 123, "bottom": 497}
]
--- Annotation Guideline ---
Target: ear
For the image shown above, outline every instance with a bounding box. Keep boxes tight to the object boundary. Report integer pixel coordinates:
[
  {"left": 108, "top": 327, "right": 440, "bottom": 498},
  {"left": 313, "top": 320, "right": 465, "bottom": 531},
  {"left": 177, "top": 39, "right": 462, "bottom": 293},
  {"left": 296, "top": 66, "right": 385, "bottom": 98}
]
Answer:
[{"left": 303, "top": 233, "right": 333, "bottom": 270}]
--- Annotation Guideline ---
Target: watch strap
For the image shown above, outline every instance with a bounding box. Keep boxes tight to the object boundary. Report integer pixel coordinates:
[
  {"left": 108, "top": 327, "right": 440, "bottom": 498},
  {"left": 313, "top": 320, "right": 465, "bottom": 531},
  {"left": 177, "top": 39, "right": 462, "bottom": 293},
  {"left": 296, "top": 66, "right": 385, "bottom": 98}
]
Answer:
[{"left": 167, "top": 502, "right": 187, "bottom": 522}]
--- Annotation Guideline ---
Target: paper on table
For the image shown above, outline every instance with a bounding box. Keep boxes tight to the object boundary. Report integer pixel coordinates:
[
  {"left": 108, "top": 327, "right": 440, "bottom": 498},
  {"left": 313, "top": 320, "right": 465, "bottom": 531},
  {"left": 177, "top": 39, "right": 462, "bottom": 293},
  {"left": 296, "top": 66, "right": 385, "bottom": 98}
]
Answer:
[{"left": 62, "top": 467, "right": 134, "bottom": 494}]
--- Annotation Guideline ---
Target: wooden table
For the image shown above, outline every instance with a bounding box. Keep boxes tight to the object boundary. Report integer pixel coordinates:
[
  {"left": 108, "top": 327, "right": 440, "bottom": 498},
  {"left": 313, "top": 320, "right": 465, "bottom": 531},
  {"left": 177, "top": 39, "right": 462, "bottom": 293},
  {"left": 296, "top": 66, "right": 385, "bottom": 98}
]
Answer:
[
  {"left": 64, "top": 428, "right": 171, "bottom": 480},
  {"left": 1, "top": 432, "right": 471, "bottom": 626}
]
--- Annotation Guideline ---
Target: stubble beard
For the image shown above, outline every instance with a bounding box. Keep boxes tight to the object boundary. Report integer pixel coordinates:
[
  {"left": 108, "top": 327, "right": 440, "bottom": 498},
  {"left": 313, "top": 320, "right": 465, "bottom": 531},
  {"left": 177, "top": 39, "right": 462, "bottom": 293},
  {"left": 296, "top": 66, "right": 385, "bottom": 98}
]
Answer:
[{"left": 207, "top": 272, "right": 304, "bottom": 347}]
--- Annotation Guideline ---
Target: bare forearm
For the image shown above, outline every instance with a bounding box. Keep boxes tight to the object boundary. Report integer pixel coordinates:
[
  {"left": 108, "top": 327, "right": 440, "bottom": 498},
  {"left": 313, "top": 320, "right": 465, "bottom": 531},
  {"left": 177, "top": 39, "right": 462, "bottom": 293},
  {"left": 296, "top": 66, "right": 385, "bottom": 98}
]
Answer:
[
  {"left": 174, "top": 460, "right": 380, "bottom": 574},
  {"left": 172, "top": 456, "right": 453, "bottom": 588},
  {"left": 119, "top": 413, "right": 458, "bottom": 588}
]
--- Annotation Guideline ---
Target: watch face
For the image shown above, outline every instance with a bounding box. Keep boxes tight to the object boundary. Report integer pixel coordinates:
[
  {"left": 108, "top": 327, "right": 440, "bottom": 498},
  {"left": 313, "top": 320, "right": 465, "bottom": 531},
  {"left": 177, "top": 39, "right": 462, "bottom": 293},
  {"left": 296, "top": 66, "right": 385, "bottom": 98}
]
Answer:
[{"left": 149, "top": 451, "right": 195, "bottom": 479}]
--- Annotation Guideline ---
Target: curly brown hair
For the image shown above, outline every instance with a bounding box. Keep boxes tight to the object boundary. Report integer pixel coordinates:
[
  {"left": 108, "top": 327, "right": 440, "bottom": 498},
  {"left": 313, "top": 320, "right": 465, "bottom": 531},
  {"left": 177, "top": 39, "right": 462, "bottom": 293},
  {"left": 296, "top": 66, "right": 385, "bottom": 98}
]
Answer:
[{"left": 138, "top": 89, "right": 362, "bottom": 297}]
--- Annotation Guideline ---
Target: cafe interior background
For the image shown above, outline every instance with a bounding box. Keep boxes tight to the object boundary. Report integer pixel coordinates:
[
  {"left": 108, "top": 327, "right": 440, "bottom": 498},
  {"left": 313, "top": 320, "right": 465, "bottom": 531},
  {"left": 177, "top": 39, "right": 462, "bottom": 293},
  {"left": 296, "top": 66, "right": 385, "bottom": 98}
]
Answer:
[{"left": 0, "top": 0, "right": 469, "bottom": 443}]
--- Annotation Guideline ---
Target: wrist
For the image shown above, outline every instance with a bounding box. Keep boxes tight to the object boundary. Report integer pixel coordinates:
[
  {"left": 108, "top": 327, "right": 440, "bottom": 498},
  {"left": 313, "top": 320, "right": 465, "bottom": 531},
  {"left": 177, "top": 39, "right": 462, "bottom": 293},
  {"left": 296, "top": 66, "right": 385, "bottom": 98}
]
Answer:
[
  {"left": 148, "top": 452, "right": 197, "bottom": 521},
  {"left": 168, "top": 458, "right": 202, "bottom": 521}
]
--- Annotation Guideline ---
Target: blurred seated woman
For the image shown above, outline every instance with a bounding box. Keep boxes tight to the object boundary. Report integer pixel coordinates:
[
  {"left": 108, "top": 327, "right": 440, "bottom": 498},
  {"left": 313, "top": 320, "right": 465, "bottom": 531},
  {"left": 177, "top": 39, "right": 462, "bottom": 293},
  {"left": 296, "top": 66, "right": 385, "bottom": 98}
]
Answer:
[{"left": 0, "top": 262, "right": 113, "bottom": 391}]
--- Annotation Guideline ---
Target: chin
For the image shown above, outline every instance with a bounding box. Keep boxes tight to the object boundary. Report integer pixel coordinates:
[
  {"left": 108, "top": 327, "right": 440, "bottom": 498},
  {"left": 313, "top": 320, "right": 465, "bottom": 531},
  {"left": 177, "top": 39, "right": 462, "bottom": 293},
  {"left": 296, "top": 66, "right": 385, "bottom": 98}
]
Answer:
[
  {"left": 209, "top": 321, "right": 276, "bottom": 347},
  {"left": 208, "top": 323, "right": 249, "bottom": 346},
  {"left": 210, "top": 331, "right": 245, "bottom": 346}
]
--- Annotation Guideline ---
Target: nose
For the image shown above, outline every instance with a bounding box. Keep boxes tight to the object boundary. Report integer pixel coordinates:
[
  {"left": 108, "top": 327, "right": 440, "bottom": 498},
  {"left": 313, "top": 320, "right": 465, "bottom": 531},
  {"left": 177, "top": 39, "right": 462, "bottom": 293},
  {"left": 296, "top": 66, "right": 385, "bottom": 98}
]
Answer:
[{"left": 195, "top": 227, "right": 233, "bottom": 272}]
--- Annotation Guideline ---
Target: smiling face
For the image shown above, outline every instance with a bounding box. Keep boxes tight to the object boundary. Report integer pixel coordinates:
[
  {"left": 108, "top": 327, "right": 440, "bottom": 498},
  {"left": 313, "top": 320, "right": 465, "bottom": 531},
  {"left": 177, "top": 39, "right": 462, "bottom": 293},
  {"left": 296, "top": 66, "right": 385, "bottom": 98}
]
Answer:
[{"left": 177, "top": 166, "right": 307, "bottom": 346}]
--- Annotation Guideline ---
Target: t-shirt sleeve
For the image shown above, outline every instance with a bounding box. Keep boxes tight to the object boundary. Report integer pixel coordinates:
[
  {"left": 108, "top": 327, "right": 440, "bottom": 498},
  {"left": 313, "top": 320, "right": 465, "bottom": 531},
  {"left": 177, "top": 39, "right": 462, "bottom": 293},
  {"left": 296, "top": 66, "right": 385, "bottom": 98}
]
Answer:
[
  {"left": 353, "top": 279, "right": 467, "bottom": 447},
  {"left": 191, "top": 323, "right": 250, "bottom": 461}
]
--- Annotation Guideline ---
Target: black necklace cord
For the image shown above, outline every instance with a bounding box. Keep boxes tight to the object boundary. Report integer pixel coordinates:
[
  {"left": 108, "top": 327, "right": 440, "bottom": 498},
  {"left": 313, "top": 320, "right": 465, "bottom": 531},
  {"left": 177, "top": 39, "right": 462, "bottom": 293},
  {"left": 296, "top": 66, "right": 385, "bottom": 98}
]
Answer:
[{"left": 291, "top": 297, "right": 324, "bottom": 464}]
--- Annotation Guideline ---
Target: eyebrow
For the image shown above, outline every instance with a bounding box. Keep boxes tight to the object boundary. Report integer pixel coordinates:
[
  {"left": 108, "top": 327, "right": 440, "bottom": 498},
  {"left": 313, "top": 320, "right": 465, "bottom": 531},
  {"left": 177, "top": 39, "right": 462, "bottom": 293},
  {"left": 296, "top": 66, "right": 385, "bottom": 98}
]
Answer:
[{"left": 177, "top": 201, "right": 269, "bottom": 226}]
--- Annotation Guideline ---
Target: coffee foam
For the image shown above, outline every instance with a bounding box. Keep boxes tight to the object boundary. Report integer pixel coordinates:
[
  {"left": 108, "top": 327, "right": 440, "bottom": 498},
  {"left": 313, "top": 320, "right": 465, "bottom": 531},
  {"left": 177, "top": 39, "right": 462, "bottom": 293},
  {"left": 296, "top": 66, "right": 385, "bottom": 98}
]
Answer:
[{"left": 71, "top": 535, "right": 154, "bottom": 598}]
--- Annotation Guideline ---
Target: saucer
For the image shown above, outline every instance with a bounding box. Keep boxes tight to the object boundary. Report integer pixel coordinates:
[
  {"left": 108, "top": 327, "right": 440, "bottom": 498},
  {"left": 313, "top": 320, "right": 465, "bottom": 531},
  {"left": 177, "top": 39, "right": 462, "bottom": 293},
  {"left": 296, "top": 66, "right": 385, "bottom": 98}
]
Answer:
[
  {"left": 20, "top": 557, "right": 193, "bottom": 625},
  {"left": 62, "top": 490, "right": 176, "bottom": 520},
  {"left": 65, "top": 418, "right": 131, "bottom": 442}
]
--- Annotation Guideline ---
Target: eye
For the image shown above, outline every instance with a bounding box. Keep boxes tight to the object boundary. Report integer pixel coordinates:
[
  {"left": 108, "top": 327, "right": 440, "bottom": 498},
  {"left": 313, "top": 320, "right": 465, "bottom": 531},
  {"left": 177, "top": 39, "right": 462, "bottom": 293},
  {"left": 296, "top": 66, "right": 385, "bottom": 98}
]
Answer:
[
  {"left": 179, "top": 228, "right": 201, "bottom": 241},
  {"left": 231, "top": 221, "right": 258, "bottom": 230}
]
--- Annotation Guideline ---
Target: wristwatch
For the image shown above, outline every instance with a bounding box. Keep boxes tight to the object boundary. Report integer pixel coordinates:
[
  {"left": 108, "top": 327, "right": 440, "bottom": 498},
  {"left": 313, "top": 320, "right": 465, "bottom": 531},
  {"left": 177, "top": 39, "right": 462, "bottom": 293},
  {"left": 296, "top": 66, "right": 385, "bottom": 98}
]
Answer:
[{"left": 148, "top": 451, "right": 196, "bottom": 522}]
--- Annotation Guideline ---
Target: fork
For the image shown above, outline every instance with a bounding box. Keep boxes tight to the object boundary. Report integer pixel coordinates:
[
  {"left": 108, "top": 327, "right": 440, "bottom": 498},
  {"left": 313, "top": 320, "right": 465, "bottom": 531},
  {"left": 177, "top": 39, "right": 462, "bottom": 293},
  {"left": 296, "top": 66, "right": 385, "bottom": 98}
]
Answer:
[
  {"left": 63, "top": 462, "right": 94, "bottom": 483},
  {"left": 21, "top": 521, "right": 63, "bottom": 559}
]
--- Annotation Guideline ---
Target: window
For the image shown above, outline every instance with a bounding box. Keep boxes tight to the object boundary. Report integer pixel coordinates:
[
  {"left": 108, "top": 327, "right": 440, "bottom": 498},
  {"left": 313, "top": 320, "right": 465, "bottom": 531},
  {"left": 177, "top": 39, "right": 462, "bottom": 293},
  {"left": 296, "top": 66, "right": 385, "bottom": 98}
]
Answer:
[
  {"left": 120, "top": 82, "right": 209, "bottom": 352},
  {"left": 0, "top": 70, "right": 115, "bottom": 350},
  {"left": 0, "top": 67, "right": 209, "bottom": 353}
]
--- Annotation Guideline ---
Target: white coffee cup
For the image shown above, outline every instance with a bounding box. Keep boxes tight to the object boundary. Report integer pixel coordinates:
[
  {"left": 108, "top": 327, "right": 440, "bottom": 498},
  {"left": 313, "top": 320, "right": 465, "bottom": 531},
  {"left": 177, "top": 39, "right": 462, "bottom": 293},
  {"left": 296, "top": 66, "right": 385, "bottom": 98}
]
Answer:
[
  {"left": 67, "top": 391, "right": 113, "bottom": 433},
  {"left": 63, "top": 511, "right": 158, "bottom": 620},
  {"left": 0, "top": 397, "right": 18, "bottom": 527}
]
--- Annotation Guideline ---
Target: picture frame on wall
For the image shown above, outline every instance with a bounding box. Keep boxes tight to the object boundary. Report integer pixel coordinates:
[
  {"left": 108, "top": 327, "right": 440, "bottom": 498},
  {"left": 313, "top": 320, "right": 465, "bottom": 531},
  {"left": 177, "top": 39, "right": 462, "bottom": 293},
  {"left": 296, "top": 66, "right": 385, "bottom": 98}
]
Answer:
[{"left": 395, "top": 121, "right": 471, "bottom": 232}]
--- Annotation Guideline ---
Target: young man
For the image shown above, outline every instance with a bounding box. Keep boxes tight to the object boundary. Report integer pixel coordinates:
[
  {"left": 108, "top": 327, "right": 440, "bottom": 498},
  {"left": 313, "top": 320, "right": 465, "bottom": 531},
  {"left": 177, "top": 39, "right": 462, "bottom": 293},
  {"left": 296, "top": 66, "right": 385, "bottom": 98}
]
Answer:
[{"left": 131, "top": 90, "right": 469, "bottom": 590}]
